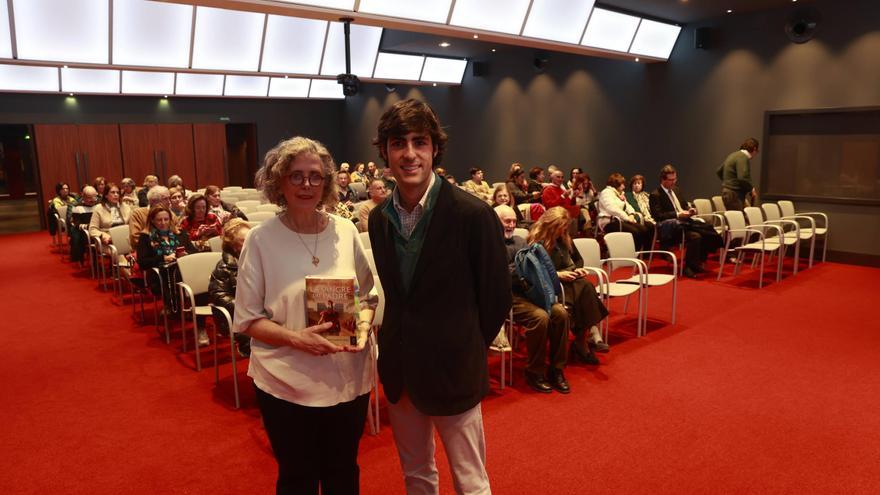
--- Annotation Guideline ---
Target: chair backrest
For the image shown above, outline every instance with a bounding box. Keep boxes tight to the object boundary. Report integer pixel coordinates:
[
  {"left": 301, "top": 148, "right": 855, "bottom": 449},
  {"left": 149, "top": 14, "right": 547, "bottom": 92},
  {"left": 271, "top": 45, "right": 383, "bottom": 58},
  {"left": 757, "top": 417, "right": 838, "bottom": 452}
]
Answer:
[
  {"left": 236, "top": 200, "right": 261, "bottom": 210},
  {"left": 241, "top": 188, "right": 257, "bottom": 193},
  {"left": 246, "top": 211, "right": 275, "bottom": 222},
  {"left": 573, "top": 237, "right": 602, "bottom": 269},
  {"left": 363, "top": 248, "right": 385, "bottom": 327},
  {"left": 359, "top": 231, "right": 371, "bottom": 250},
  {"left": 743, "top": 206, "right": 764, "bottom": 226},
  {"left": 108, "top": 225, "right": 131, "bottom": 255},
  {"left": 603, "top": 232, "right": 638, "bottom": 272},
  {"left": 491, "top": 182, "right": 505, "bottom": 191},
  {"left": 778, "top": 200, "right": 795, "bottom": 217},
  {"left": 176, "top": 252, "right": 222, "bottom": 295},
  {"left": 349, "top": 182, "right": 368, "bottom": 201},
  {"left": 56, "top": 204, "right": 68, "bottom": 220},
  {"left": 694, "top": 199, "right": 713, "bottom": 216},
  {"left": 723, "top": 210, "right": 748, "bottom": 241},
  {"left": 761, "top": 203, "right": 782, "bottom": 221},
  {"left": 256, "top": 204, "right": 280, "bottom": 213},
  {"left": 237, "top": 205, "right": 251, "bottom": 214},
  {"left": 221, "top": 195, "right": 239, "bottom": 205},
  {"left": 513, "top": 228, "right": 529, "bottom": 241},
  {"left": 223, "top": 186, "right": 243, "bottom": 192},
  {"left": 711, "top": 195, "right": 725, "bottom": 212},
  {"left": 210, "top": 304, "right": 232, "bottom": 335},
  {"left": 208, "top": 235, "right": 223, "bottom": 252},
  {"left": 516, "top": 203, "right": 531, "bottom": 222}
]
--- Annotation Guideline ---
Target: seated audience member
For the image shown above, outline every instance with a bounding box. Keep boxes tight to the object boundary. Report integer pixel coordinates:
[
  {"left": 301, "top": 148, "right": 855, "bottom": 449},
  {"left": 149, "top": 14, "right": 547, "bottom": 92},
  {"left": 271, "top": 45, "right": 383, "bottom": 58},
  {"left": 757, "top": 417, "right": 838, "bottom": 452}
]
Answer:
[
  {"left": 180, "top": 193, "right": 223, "bottom": 251},
  {"left": 434, "top": 166, "right": 447, "bottom": 178},
  {"left": 506, "top": 163, "right": 531, "bottom": 205},
  {"left": 337, "top": 171, "right": 357, "bottom": 204},
  {"left": 89, "top": 182, "right": 132, "bottom": 248},
  {"left": 356, "top": 178, "right": 388, "bottom": 232},
  {"left": 445, "top": 174, "right": 457, "bottom": 186},
  {"left": 380, "top": 167, "right": 397, "bottom": 192},
  {"left": 169, "top": 187, "right": 187, "bottom": 218},
  {"left": 205, "top": 185, "right": 246, "bottom": 224},
  {"left": 137, "top": 175, "right": 158, "bottom": 207},
  {"left": 120, "top": 178, "right": 139, "bottom": 208},
  {"left": 527, "top": 166, "right": 545, "bottom": 202},
  {"left": 129, "top": 186, "right": 176, "bottom": 249},
  {"left": 597, "top": 173, "right": 654, "bottom": 251},
  {"left": 68, "top": 186, "right": 100, "bottom": 263},
  {"left": 209, "top": 218, "right": 252, "bottom": 357},
  {"left": 567, "top": 168, "right": 583, "bottom": 190},
  {"left": 351, "top": 162, "right": 367, "bottom": 183},
  {"left": 339, "top": 162, "right": 350, "bottom": 173},
  {"left": 92, "top": 177, "right": 106, "bottom": 201},
  {"left": 625, "top": 174, "right": 655, "bottom": 226},
  {"left": 366, "top": 161, "right": 379, "bottom": 180},
  {"left": 496, "top": 205, "right": 570, "bottom": 394},
  {"left": 462, "top": 167, "right": 493, "bottom": 204},
  {"left": 492, "top": 184, "right": 527, "bottom": 228},
  {"left": 546, "top": 166, "right": 565, "bottom": 189},
  {"left": 649, "top": 164, "right": 723, "bottom": 279},
  {"left": 542, "top": 169, "right": 583, "bottom": 232},
  {"left": 135, "top": 205, "right": 198, "bottom": 326},
  {"left": 532, "top": 206, "right": 610, "bottom": 361},
  {"left": 167, "top": 175, "right": 192, "bottom": 199},
  {"left": 51, "top": 182, "right": 78, "bottom": 210}
]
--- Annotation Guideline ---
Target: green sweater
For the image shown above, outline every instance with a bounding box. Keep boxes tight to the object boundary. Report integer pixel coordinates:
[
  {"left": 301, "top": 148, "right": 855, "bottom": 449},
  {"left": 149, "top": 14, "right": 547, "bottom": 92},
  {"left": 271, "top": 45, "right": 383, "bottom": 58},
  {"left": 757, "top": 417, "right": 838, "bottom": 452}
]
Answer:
[{"left": 718, "top": 150, "right": 753, "bottom": 193}]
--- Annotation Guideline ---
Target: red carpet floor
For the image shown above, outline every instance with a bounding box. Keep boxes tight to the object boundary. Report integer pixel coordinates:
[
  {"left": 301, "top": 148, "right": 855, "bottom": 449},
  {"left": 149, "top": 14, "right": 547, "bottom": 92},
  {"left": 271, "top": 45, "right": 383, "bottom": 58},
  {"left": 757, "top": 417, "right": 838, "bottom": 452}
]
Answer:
[{"left": 3, "top": 231, "right": 880, "bottom": 494}]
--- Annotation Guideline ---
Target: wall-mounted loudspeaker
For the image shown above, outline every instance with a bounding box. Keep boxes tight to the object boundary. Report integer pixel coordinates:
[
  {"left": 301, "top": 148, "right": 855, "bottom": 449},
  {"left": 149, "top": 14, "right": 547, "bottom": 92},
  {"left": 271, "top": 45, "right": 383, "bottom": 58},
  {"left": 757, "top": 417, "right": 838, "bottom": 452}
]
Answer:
[
  {"left": 785, "top": 6, "right": 820, "bottom": 44},
  {"left": 694, "top": 27, "right": 711, "bottom": 49},
  {"left": 533, "top": 52, "right": 549, "bottom": 73},
  {"left": 472, "top": 61, "right": 488, "bottom": 77}
]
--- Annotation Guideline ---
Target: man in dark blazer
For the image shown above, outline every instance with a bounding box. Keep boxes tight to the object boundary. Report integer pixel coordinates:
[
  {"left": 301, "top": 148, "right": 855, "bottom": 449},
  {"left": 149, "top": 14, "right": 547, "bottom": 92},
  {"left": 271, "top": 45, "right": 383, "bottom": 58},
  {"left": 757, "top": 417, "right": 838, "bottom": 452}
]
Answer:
[
  {"left": 650, "top": 164, "right": 722, "bottom": 278},
  {"left": 368, "top": 99, "right": 511, "bottom": 494}
]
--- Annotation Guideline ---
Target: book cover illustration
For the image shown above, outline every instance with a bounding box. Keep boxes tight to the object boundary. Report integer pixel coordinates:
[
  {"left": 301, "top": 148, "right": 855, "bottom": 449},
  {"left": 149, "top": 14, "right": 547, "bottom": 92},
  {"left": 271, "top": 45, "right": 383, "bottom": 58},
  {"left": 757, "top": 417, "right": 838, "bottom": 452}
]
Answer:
[{"left": 304, "top": 276, "right": 359, "bottom": 346}]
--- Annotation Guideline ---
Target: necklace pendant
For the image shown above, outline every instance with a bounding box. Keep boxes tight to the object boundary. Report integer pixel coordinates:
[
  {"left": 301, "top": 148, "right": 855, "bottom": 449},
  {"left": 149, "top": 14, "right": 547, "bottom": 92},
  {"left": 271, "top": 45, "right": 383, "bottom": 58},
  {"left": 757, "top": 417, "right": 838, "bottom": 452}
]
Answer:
[{"left": 312, "top": 256, "right": 320, "bottom": 266}]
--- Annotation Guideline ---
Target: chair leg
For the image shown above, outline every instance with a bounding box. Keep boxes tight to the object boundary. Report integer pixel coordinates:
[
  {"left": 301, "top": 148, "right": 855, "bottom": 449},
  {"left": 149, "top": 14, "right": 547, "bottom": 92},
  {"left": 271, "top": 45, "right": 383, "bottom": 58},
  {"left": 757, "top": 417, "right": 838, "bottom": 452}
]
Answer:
[
  {"left": 822, "top": 232, "right": 828, "bottom": 263},
  {"left": 758, "top": 252, "right": 765, "bottom": 289},
  {"left": 231, "top": 331, "right": 240, "bottom": 410}
]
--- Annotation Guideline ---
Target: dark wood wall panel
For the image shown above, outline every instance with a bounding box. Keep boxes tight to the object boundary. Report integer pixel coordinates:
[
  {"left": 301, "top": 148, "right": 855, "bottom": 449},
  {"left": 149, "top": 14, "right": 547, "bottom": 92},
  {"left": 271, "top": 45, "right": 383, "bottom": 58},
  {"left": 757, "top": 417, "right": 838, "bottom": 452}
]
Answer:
[
  {"left": 157, "top": 124, "right": 196, "bottom": 188},
  {"left": 77, "top": 124, "right": 123, "bottom": 188},
  {"left": 34, "top": 124, "right": 80, "bottom": 209},
  {"left": 193, "top": 123, "right": 227, "bottom": 188},
  {"left": 120, "top": 124, "right": 160, "bottom": 184}
]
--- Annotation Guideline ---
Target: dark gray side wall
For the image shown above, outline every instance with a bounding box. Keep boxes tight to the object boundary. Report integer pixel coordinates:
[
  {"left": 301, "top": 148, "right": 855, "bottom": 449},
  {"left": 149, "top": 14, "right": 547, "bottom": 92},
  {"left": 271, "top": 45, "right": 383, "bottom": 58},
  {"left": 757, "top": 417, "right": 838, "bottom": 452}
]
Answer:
[{"left": 342, "top": 0, "right": 880, "bottom": 256}]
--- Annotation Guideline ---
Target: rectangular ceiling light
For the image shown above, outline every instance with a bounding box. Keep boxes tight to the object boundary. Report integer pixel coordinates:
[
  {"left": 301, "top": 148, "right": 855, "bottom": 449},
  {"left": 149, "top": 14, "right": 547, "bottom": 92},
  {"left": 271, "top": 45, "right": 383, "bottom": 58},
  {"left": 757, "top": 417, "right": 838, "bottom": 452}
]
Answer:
[
  {"left": 420, "top": 57, "right": 467, "bottom": 84},
  {"left": 358, "top": 0, "right": 453, "bottom": 24},
  {"left": 192, "top": 6, "right": 265, "bottom": 71},
  {"left": 62, "top": 67, "right": 120, "bottom": 94},
  {"left": 373, "top": 52, "right": 424, "bottom": 81},
  {"left": 308, "top": 79, "right": 344, "bottom": 99},
  {"left": 268, "top": 77, "right": 310, "bottom": 98},
  {"left": 0, "top": 1, "right": 12, "bottom": 59},
  {"left": 449, "top": 0, "right": 531, "bottom": 35},
  {"left": 261, "top": 16, "right": 327, "bottom": 75},
  {"left": 522, "top": 0, "right": 595, "bottom": 44},
  {"left": 225, "top": 75, "right": 270, "bottom": 97},
  {"left": 320, "top": 23, "right": 382, "bottom": 77},
  {"left": 12, "top": 0, "right": 109, "bottom": 64},
  {"left": 581, "top": 8, "right": 641, "bottom": 52},
  {"left": 175, "top": 73, "right": 224, "bottom": 96},
  {"left": 629, "top": 19, "right": 681, "bottom": 59},
  {"left": 121, "top": 71, "right": 175, "bottom": 95},
  {"left": 275, "top": 0, "right": 355, "bottom": 9},
  {"left": 0, "top": 64, "right": 59, "bottom": 92},
  {"left": 113, "top": 0, "right": 193, "bottom": 68}
]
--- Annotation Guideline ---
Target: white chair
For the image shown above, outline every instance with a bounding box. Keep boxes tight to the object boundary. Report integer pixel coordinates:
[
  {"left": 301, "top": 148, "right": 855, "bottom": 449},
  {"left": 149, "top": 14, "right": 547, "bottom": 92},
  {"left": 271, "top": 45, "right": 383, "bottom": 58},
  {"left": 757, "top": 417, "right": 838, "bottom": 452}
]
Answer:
[
  {"left": 246, "top": 211, "right": 276, "bottom": 223},
  {"left": 236, "top": 205, "right": 251, "bottom": 215},
  {"left": 513, "top": 228, "right": 529, "bottom": 241},
  {"left": 516, "top": 203, "right": 532, "bottom": 223},
  {"left": 762, "top": 203, "right": 815, "bottom": 270},
  {"left": 107, "top": 225, "right": 133, "bottom": 297},
  {"left": 256, "top": 204, "right": 281, "bottom": 213},
  {"left": 177, "top": 252, "right": 223, "bottom": 371},
  {"left": 745, "top": 206, "right": 801, "bottom": 275},
  {"left": 363, "top": 249, "right": 383, "bottom": 434},
  {"left": 491, "top": 182, "right": 506, "bottom": 191},
  {"left": 604, "top": 232, "right": 678, "bottom": 334},
  {"left": 778, "top": 200, "right": 829, "bottom": 262},
  {"left": 711, "top": 195, "right": 726, "bottom": 212},
  {"left": 573, "top": 237, "right": 645, "bottom": 339},
  {"left": 359, "top": 231, "right": 371, "bottom": 250},
  {"left": 210, "top": 304, "right": 244, "bottom": 409},
  {"left": 222, "top": 186, "right": 242, "bottom": 192},
  {"left": 208, "top": 235, "right": 223, "bottom": 253},
  {"left": 220, "top": 195, "right": 239, "bottom": 206},
  {"left": 717, "top": 210, "right": 784, "bottom": 288},
  {"left": 236, "top": 200, "right": 261, "bottom": 210},
  {"left": 349, "top": 182, "right": 368, "bottom": 201}
]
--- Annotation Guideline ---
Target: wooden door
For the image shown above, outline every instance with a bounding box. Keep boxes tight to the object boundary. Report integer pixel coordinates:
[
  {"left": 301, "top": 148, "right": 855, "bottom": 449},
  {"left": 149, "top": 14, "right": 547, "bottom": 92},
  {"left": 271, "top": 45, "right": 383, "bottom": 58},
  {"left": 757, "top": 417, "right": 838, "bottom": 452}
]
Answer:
[
  {"left": 120, "top": 124, "right": 160, "bottom": 185},
  {"left": 34, "top": 124, "right": 81, "bottom": 210},
  {"left": 77, "top": 124, "right": 123, "bottom": 186},
  {"left": 157, "top": 124, "right": 196, "bottom": 190},
  {"left": 193, "top": 123, "right": 227, "bottom": 188}
]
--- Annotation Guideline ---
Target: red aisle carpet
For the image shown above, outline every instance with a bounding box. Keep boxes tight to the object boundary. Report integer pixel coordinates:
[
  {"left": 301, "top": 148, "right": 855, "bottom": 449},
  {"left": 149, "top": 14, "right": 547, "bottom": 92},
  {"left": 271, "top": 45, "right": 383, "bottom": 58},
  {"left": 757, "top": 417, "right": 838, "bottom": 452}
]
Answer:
[{"left": 3, "top": 231, "right": 880, "bottom": 494}]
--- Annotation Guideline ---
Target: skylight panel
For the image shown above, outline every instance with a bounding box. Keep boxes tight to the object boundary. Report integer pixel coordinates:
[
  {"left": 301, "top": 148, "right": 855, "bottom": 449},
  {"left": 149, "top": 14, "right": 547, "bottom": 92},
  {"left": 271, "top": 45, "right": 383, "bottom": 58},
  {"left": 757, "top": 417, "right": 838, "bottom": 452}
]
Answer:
[
  {"left": 113, "top": 0, "right": 193, "bottom": 68},
  {"left": 449, "top": 0, "right": 531, "bottom": 35},
  {"left": 320, "top": 23, "right": 382, "bottom": 76},
  {"left": 191, "top": 6, "right": 265, "bottom": 72},
  {"left": 261, "top": 16, "right": 327, "bottom": 74},
  {"left": 581, "top": 8, "right": 641, "bottom": 52},
  {"left": 13, "top": 0, "right": 109, "bottom": 64},
  {"left": 522, "top": 0, "right": 595, "bottom": 44}
]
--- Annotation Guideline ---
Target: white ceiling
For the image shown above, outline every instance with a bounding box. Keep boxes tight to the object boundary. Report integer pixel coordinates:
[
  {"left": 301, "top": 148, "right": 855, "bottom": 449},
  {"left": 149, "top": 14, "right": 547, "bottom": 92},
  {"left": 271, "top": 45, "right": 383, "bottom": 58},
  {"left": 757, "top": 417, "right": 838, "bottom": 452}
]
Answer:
[{"left": 0, "top": 0, "right": 681, "bottom": 99}]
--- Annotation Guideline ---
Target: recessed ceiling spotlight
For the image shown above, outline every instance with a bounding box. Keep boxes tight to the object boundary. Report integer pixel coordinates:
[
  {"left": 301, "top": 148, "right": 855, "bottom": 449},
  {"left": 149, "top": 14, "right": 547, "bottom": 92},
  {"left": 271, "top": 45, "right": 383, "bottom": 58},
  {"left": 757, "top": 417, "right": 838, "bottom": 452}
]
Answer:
[
  {"left": 473, "top": 34, "right": 479, "bottom": 39},
  {"left": 432, "top": 82, "right": 437, "bottom": 86},
  {"left": 635, "top": 57, "right": 640, "bottom": 62},
  {"left": 491, "top": 48, "right": 496, "bottom": 52},
  {"left": 68, "top": 93, "right": 73, "bottom": 96},
  {"left": 726, "top": 9, "right": 733, "bottom": 13},
  {"left": 163, "top": 95, "right": 168, "bottom": 98},
  {"left": 284, "top": 75, "right": 289, "bottom": 79},
  {"left": 439, "top": 41, "right": 450, "bottom": 47},
  {"left": 62, "top": 65, "right": 68, "bottom": 69}
]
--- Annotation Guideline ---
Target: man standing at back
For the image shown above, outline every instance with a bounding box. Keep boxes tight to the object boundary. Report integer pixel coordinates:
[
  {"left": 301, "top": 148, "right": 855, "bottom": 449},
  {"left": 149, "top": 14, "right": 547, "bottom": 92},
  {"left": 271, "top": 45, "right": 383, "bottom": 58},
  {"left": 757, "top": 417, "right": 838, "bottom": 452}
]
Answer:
[
  {"left": 718, "top": 137, "right": 759, "bottom": 210},
  {"left": 368, "top": 98, "right": 511, "bottom": 495}
]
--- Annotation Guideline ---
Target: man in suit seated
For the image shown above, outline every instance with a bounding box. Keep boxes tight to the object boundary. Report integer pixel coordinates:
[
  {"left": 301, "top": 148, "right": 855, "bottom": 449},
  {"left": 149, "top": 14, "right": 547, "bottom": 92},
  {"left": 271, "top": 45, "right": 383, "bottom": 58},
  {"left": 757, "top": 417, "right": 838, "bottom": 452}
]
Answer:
[{"left": 649, "top": 164, "right": 722, "bottom": 278}]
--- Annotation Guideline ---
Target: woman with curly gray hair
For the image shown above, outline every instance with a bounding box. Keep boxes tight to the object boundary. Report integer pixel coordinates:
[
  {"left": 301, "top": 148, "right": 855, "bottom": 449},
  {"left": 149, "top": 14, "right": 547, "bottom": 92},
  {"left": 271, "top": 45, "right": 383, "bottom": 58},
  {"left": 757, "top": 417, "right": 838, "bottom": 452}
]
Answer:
[{"left": 233, "top": 136, "right": 376, "bottom": 494}]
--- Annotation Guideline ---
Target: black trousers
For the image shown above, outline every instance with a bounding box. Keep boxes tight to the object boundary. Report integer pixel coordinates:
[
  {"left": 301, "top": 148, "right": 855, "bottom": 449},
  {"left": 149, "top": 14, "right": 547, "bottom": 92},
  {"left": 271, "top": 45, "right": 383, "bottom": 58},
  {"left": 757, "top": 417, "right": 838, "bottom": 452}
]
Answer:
[{"left": 255, "top": 386, "right": 370, "bottom": 495}]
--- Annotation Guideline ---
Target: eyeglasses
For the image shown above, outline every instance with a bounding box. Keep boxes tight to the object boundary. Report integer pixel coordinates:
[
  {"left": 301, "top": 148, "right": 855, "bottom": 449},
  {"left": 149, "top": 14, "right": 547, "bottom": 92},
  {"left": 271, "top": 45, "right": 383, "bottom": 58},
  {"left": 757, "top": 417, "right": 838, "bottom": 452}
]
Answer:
[{"left": 288, "top": 172, "right": 325, "bottom": 186}]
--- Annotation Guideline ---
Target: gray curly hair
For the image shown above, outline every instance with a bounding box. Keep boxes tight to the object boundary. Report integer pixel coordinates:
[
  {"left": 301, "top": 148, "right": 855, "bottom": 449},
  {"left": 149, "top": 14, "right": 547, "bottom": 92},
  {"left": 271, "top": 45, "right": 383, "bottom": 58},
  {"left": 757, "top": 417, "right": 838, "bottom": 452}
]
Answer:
[{"left": 255, "top": 136, "right": 337, "bottom": 209}]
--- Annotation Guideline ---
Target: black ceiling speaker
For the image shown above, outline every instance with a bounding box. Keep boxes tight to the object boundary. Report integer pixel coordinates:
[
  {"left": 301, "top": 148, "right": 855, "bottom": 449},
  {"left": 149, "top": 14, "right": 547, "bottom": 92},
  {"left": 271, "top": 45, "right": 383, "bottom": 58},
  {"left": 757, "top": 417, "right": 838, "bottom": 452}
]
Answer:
[
  {"left": 785, "top": 6, "right": 821, "bottom": 44},
  {"left": 533, "top": 52, "right": 550, "bottom": 72},
  {"left": 336, "top": 17, "right": 360, "bottom": 96}
]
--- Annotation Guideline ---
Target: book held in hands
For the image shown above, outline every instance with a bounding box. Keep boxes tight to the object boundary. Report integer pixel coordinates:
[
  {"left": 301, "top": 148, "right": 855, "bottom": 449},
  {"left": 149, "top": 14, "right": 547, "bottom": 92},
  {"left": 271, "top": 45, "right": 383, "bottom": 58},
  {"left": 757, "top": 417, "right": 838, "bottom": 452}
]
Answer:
[{"left": 305, "top": 276, "right": 359, "bottom": 346}]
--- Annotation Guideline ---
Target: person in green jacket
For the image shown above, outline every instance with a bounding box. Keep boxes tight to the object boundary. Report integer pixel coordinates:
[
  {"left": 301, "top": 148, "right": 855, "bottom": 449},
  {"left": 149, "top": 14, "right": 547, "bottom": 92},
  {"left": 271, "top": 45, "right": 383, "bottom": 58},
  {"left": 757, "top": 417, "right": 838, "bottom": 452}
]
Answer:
[{"left": 717, "top": 138, "right": 759, "bottom": 210}]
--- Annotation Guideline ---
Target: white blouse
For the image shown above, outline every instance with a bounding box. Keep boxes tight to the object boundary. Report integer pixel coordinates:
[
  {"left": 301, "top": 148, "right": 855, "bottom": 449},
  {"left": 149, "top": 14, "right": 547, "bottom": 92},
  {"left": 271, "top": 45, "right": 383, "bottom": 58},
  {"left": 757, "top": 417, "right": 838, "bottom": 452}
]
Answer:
[
  {"left": 233, "top": 213, "right": 375, "bottom": 407},
  {"left": 597, "top": 186, "right": 637, "bottom": 229}
]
